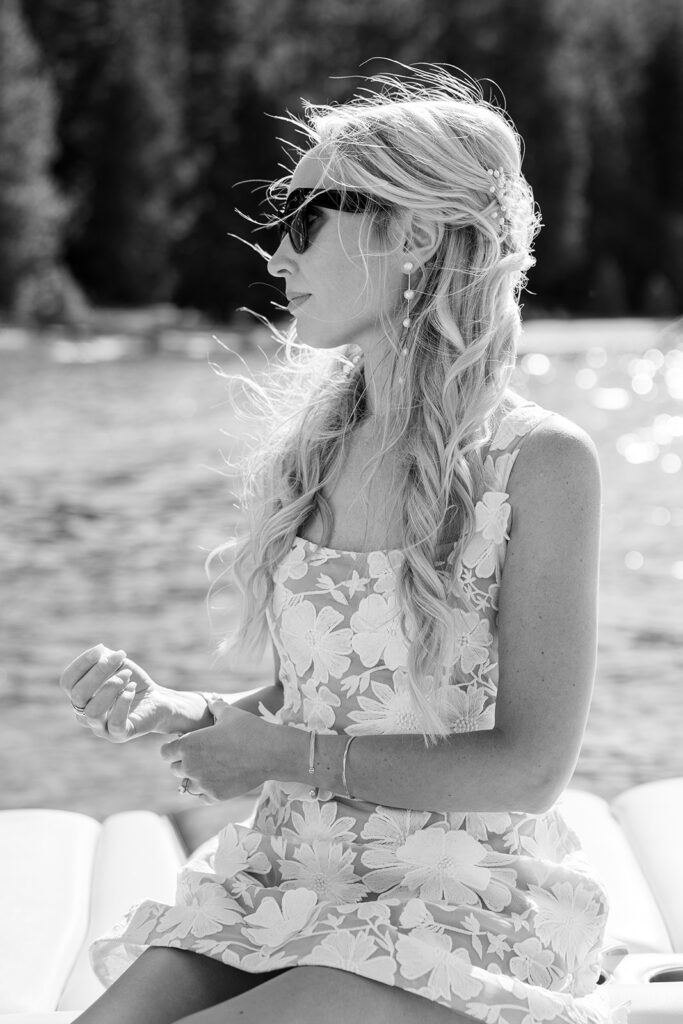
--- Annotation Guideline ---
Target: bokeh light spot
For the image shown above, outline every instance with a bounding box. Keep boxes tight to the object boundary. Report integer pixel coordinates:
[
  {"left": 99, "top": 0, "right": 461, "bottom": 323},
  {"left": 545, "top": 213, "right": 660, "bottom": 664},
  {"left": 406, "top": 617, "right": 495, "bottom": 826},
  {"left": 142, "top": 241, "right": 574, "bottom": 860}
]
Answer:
[
  {"left": 650, "top": 506, "right": 672, "bottom": 526},
  {"left": 631, "top": 375, "right": 653, "bottom": 395},
  {"left": 644, "top": 348, "right": 665, "bottom": 369},
  {"left": 623, "top": 441, "right": 659, "bottom": 463},
  {"left": 586, "top": 346, "right": 607, "bottom": 369},
  {"left": 661, "top": 453, "right": 682, "bottom": 474},
  {"left": 666, "top": 369, "right": 683, "bottom": 398},
  {"left": 592, "top": 387, "right": 631, "bottom": 410},
  {"left": 522, "top": 353, "right": 551, "bottom": 376},
  {"left": 625, "top": 551, "right": 644, "bottom": 570},
  {"left": 576, "top": 368, "right": 597, "bottom": 390}
]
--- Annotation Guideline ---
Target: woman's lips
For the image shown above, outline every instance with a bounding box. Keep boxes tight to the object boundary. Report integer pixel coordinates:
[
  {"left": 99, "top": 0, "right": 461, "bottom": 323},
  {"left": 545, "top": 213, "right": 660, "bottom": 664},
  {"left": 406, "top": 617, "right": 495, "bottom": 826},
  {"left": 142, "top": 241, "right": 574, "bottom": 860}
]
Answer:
[{"left": 288, "top": 294, "right": 310, "bottom": 311}]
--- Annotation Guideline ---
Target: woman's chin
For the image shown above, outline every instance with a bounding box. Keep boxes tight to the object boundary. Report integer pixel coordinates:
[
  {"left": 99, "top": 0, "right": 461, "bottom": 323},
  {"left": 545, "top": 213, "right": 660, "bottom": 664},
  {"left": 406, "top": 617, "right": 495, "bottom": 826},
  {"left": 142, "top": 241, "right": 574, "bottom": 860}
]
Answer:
[{"left": 293, "top": 323, "right": 343, "bottom": 351}]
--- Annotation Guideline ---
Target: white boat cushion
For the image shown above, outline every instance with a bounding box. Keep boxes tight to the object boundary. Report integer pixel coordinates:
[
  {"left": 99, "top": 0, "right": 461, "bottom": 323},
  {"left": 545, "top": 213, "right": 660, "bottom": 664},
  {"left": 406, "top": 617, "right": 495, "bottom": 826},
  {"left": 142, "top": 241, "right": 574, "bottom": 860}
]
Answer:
[
  {"left": 611, "top": 778, "right": 683, "bottom": 953},
  {"left": 0, "top": 1016, "right": 79, "bottom": 1023},
  {"left": 1, "top": 783, "right": 680, "bottom": 1017},
  {"left": 557, "top": 789, "right": 672, "bottom": 954},
  {"left": 0, "top": 811, "right": 101, "bottom": 1014},
  {"left": 57, "top": 812, "right": 186, "bottom": 1011},
  {"left": 0, "top": 809, "right": 185, "bottom": 1014}
]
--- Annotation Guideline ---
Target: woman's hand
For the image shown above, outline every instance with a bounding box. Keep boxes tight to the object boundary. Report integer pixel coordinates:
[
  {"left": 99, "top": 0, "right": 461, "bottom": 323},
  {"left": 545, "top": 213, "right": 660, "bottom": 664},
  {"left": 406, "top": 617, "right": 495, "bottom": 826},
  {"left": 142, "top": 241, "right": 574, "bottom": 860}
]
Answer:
[
  {"left": 160, "top": 703, "right": 273, "bottom": 803},
  {"left": 59, "top": 643, "right": 176, "bottom": 743}
]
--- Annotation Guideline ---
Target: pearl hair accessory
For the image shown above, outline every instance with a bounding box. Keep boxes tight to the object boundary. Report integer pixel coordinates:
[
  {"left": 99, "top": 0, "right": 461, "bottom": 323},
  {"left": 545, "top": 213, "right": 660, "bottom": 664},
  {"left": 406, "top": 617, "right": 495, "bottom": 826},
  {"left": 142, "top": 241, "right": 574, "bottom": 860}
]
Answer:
[{"left": 486, "top": 166, "right": 514, "bottom": 236}]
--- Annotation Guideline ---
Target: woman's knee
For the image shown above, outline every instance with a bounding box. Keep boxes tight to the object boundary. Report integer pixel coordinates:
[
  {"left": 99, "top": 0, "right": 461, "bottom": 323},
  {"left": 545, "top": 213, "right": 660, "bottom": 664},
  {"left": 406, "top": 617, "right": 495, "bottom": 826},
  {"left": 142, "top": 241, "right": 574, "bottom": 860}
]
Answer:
[{"left": 73, "top": 946, "right": 286, "bottom": 1024}]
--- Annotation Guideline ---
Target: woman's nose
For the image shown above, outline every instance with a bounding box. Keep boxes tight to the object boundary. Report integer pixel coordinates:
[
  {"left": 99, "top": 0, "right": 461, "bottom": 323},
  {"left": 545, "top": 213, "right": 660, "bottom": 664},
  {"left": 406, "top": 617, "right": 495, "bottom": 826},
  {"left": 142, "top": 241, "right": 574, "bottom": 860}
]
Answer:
[{"left": 267, "top": 236, "right": 294, "bottom": 278}]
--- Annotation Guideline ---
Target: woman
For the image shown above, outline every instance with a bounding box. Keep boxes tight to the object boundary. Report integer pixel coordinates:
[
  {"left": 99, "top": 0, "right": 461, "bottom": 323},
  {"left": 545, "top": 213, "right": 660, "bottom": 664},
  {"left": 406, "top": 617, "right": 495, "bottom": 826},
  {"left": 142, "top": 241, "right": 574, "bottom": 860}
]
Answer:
[{"left": 60, "top": 66, "right": 624, "bottom": 1024}]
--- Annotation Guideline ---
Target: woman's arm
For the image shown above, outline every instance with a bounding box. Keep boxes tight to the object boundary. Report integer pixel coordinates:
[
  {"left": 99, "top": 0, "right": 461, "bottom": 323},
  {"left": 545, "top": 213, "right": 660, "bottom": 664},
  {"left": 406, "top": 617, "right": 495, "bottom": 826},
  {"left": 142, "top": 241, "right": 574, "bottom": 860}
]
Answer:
[
  {"left": 272, "top": 415, "right": 601, "bottom": 813},
  {"left": 163, "top": 643, "right": 284, "bottom": 733}
]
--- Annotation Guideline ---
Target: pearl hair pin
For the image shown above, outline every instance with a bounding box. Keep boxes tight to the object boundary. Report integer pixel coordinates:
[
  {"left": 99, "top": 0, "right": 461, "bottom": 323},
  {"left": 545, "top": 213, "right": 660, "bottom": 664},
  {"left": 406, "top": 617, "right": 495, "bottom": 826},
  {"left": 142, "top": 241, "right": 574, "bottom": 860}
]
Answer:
[{"left": 486, "top": 166, "right": 513, "bottom": 236}]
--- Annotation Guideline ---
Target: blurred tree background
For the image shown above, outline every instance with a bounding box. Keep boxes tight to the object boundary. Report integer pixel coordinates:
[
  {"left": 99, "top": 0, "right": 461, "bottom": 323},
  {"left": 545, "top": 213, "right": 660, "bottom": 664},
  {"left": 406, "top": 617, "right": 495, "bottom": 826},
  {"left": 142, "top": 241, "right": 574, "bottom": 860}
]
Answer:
[{"left": 3, "top": 0, "right": 682, "bottom": 324}]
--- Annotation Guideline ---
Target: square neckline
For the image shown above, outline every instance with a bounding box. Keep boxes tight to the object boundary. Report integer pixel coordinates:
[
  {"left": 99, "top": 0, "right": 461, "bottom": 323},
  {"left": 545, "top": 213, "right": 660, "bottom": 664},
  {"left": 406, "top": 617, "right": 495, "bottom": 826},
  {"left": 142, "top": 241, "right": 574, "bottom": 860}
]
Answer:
[
  {"left": 292, "top": 534, "right": 459, "bottom": 560},
  {"left": 293, "top": 397, "right": 535, "bottom": 558}
]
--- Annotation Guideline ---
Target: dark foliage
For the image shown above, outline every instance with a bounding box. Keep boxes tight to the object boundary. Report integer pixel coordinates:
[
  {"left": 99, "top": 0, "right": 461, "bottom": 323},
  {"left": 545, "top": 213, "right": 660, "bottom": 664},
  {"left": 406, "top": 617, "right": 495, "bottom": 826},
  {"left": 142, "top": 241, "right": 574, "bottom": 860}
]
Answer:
[
  {"left": 10, "top": 0, "right": 683, "bottom": 318},
  {"left": 0, "top": 0, "right": 65, "bottom": 307}
]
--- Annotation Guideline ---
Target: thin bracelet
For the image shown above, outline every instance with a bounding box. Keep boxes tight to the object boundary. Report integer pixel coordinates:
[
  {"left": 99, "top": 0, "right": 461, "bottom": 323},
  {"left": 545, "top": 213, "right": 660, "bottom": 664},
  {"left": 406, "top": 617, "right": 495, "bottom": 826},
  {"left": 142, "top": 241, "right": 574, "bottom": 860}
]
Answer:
[
  {"left": 308, "top": 729, "right": 317, "bottom": 797},
  {"left": 342, "top": 736, "right": 356, "bottom": 799}
]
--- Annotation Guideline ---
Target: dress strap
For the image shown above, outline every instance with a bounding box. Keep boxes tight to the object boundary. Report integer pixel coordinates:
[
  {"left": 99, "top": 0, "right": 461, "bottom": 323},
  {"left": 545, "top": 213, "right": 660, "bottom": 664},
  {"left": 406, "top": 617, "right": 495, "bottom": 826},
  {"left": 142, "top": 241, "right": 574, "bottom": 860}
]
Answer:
[{"left": 485, "top": 400, "right": 556, "bottom": 493}]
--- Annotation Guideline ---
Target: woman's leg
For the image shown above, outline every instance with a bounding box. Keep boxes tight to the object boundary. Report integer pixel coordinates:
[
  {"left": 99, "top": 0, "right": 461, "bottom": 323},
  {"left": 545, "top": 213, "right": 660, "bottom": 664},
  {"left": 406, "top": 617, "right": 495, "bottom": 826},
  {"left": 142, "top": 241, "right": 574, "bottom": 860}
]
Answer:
[{"left": 72, "top": 946, "right": 292, "bottom": 1024}]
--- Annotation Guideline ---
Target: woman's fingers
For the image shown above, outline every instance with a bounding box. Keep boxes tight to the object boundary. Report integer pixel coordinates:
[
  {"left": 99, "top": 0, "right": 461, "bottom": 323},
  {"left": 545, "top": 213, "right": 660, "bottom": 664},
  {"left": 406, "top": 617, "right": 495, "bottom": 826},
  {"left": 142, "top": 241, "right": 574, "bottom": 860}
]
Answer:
[
  {"left": 104, "top": 681, "right": 137, "bottom": 742},
  {"left": 61, "top": 645, "right": 127, "bottom": 709},
  {"left": 76, "top": 670, "right": 133, "bottom": 737}
]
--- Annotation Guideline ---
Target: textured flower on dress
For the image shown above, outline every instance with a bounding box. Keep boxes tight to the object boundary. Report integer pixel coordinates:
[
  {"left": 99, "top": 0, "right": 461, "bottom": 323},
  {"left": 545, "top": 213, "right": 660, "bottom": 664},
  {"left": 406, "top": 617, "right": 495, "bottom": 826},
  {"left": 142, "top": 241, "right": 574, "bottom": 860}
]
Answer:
[
  {"left": 300, "top": 678, "right": 341, "bottom": 730},
  {"left": 346, "top": 674, "right": 427, "bottom": 735},
  {"left": 366, "top": 550, "right": 400, "bottom": 595},
  {"left": 278, "top": 841, "right": 367, "bottom": 904},
  {"left": 279, "top": 600, "right": 353, "bottom": 684},
  {"left": 399, "top": 897, "right": 437, "bottom": 930},
  {"left": 396, "top": 928, "right": 483, "bottom": 1001},
  {"left": 350, "top": 592, "right": 409, "bottom": 669},
  {"left": 440, "top": 682, "right": 493, "bottom": 734},
  {"left": 489, "top": 406, "right": 534, "bottom": 451},
  {"left": 449, "top": 609, "right": 493, "bottom": 674},
  {"left": 395, "top": 829, "right": 514, "bottom": 912},
  {"left": 515, "top": 815, "right": 566, "bottom": 862},
  {"left": 461, "top": 491, "right": 511, "bottom": 579},
  {"left": 302, "top": 930, "right": 396, "bottom": 984},
  {"left": 280, "top": 800, "right": 358, "bottom": 846},
  {"left": 445, "top": 809, "right": 513, "bottom": 843},
  {"left": 362, "top": 806, "right": 433, "bottom": 847},
  {"left": 528, "top": 881, "right": 605, "bottom": 968},
  {"left": 510, "top": 936, "right": 555, "bottom": 987},
  {"left": 359, "top": 806, "right": 431, "bottom": 895},
  {"left": 213, "top": 824, "right": 271, "bottom": 881},
  {"left": 156, "top": 878, "right": 243, "bottom": 940},
  {"left": 484, "top": 450, "right": 517, "bottom": 494},
  {"left": 396, "top": 829, "right": 491, "bottom": 906},
  {"left": 241, "top": 888, "right": 319, "bottom": 948},
  {"left": 273, "top": 542, "right": 310, "bottom": 584}
]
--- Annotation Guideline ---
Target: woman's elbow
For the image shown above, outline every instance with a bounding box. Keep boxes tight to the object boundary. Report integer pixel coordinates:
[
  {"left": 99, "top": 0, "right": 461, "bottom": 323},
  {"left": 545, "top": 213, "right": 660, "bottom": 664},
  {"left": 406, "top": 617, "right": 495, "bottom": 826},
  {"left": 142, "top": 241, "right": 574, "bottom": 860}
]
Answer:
[{"left": 526, "top": 764, "right": 572, "bottom": 813}]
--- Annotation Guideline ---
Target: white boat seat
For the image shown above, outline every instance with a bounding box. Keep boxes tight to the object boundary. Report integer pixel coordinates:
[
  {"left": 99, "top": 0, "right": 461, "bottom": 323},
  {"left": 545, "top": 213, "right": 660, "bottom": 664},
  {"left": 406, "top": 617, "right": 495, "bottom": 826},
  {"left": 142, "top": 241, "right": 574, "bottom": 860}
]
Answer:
[{"left": 1, "top": 779, "right": 682, "bottom": 1022}]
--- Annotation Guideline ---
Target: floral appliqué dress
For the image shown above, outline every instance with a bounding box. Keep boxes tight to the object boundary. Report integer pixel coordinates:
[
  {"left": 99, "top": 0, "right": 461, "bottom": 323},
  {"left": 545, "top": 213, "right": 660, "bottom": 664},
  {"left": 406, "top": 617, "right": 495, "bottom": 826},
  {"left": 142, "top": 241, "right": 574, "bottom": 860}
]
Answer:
[{"left": 91, "top": 400, "right": 625, "bottom": 1024}]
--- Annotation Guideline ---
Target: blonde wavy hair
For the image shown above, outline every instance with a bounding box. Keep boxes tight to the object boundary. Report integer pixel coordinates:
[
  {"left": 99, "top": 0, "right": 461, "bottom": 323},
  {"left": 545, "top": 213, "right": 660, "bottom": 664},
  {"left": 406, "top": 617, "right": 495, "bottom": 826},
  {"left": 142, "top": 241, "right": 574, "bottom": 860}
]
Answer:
[{"left": 207, "top": 63, "right": 541, "bottom": 745}]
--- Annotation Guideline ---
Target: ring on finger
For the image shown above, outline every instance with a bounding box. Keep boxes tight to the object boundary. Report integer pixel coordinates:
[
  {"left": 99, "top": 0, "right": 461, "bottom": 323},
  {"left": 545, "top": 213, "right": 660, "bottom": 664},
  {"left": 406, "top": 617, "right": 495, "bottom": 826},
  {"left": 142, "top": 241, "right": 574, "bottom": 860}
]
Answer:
[{"left": 71, "top": 702, "right": 87, "bottom": 714}]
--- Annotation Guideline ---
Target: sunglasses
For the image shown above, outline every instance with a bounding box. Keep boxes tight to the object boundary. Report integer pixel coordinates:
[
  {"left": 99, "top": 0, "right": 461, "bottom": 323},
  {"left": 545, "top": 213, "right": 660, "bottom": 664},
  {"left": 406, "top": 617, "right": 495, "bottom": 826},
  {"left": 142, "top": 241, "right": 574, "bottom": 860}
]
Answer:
[{"left": 275, "top": 187, "right": 388, "bottom": 253}]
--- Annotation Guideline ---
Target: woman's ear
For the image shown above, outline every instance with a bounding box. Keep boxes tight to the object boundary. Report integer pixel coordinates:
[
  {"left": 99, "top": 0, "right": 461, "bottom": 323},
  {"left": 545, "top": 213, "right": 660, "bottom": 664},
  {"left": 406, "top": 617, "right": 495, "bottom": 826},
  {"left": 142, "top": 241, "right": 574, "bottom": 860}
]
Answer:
[{"left": 404, "top": 213, "right": 443, "bottom": 268}]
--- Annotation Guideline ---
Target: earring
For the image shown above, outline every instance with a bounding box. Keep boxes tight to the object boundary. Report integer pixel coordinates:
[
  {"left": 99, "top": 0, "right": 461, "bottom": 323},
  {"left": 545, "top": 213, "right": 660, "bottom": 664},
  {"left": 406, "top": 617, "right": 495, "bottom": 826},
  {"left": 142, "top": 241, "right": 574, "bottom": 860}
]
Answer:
[
  {"left": 402, "top": 261, "right": 415, "bottom": 329},
  {"left": 398, "top": 260, "right": 414, "bottom": 386}
]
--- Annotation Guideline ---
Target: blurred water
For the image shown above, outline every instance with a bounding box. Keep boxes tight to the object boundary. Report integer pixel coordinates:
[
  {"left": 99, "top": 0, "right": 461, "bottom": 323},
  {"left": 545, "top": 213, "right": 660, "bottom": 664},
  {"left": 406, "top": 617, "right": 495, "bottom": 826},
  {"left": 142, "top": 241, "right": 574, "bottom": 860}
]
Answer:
[{"left": 1, "top": 318, "right": 681, "bottom": 816}]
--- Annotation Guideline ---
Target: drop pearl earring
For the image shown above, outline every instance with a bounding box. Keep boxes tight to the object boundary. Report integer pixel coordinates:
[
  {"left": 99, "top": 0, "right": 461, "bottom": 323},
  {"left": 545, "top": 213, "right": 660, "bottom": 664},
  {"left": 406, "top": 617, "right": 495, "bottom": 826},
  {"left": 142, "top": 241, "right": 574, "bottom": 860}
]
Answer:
[
  {"left": 398, "top": 260, "right": 414, "bottom": 387},
  {"left": 402, "top": 261, "right": 414, "bottom": 329}
]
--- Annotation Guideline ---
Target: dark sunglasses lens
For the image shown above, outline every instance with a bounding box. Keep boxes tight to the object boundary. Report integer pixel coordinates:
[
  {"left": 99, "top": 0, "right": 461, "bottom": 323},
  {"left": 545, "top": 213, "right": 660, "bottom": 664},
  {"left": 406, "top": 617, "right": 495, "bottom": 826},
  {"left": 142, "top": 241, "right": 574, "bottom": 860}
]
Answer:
[
  {"left": 290, "top": 210, "right": 307, "bottom": 252},
  {"left": 277, "top": 204, "right": 307, "bottom": 253}
]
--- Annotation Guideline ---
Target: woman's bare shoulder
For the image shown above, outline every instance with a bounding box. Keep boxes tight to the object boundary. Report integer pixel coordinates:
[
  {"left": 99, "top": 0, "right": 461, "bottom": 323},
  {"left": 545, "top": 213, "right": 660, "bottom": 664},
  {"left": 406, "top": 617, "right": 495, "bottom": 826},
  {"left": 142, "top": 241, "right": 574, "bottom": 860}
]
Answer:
[{"left": 507, "top": 408, "right": 601, "bottom": 513}]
